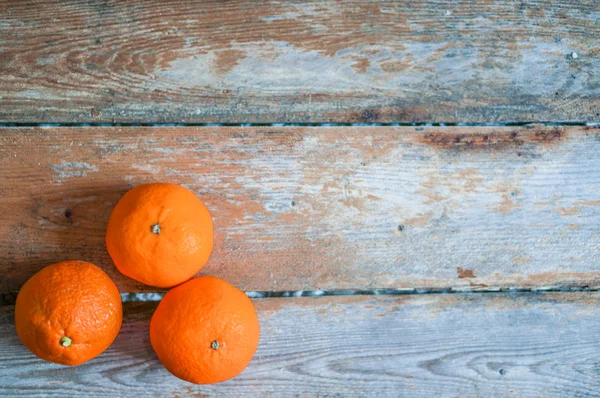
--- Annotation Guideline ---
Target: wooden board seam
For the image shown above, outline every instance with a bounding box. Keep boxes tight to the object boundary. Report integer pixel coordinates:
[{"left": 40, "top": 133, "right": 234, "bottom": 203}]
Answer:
[
  {"left": 0, "top": 122, "right": 597, "bottom": 128},
  {"left": 4, "top": 287, "right": 600, "bottom": 306}
]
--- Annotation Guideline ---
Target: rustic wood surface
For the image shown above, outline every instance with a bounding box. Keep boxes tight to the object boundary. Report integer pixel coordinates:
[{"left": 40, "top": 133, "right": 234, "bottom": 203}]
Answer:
[
  {"left": 1, "top": 0, "right": 598, "bottom": 124},
  {"left": 1, "top": 293, "right": 600, "bottom": 397},
  {"left": 1, "top": 126, "right": 600, "bottom": 295},
  {"left": 2, "top": 1, "right": 599, "bottom": 396}
]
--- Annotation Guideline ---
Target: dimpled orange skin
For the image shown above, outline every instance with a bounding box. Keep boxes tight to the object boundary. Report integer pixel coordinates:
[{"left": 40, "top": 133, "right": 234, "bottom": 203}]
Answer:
[
  {"left": 150, "top": 276, "right": 260, "bottom": 384},
  {"left": 14, "top": 261, "right": 122, "bottom": 366},
  {"left": 106, "top": 183, "right": 214, "bottom": 288}
]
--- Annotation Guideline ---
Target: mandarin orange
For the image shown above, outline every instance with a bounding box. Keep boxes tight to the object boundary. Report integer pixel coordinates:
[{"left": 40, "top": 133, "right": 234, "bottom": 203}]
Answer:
[
  {"left": 14, "top": 260, "right": 122, "bottom": 366},
  {"left": 150, "top": 276, "right": 260, "bottom": 384},
  {"left": 106, "top": 183, "right": 213, "bottom": 288}
]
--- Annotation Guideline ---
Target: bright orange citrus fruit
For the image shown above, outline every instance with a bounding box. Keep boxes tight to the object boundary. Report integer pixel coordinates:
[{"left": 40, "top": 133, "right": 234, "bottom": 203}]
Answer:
[
  {"left": 14, "top": 260, "right": 122, "bottom": 366},
  {"left": 150, "top": 276, "right": 260, "bottom": 384},
  {"left": 106, "top": 183, "right": 214, "bottom": 288}
]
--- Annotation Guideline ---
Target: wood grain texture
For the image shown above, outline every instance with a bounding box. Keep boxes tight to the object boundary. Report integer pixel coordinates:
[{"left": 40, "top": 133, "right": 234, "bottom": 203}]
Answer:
[
  {"left": 2, "top": 293, "right": 600, "bottom": 397},
  {"left": 1, "top": 126, "right": 600, "bottom": 294},
  {"left": 1, "top": 0, "right": 599, "bottom": 124}
]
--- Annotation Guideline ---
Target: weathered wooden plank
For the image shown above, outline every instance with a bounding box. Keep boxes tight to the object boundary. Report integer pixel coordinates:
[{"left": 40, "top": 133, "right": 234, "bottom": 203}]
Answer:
[
  {"left": 1, "top": 126, "right": 600, "bottom": 294},
  {"left": 0, "top": 0, "right": 598, "bottom": 124},
  {"left": 1, "top": 293, "right": 600, "bottom": 397}
]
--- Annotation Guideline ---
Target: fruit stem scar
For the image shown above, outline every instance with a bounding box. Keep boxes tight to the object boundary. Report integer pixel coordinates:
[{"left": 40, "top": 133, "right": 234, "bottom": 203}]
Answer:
[
  {"left": 211, "top": 340, "right": 220, "bottom": 350},
  {"left": 151, "top": 223, "right": 161, "bottom": 235},
  {"left": 60, "top": 336, "right": 72, "bottom": 347}
]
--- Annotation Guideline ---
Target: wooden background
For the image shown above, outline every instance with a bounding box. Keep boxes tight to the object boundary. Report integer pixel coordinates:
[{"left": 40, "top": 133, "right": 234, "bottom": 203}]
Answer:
[
  {"left": 1, "top": 0, "right": 599, "bottom": 124},
  {"left": 1, "top": 1, "right": 599, "bottom": 397}
]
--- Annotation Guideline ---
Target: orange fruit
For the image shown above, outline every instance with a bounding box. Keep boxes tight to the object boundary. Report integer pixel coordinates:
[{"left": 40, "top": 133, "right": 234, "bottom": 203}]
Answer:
[
  {"left": 14, "top": 260, "right": 122, "bottom": 366},
  {"left": 106, "top": 183, "right": 214, "bottom": 288},
  {"left": 150, "top": 276, "right": 260, "bottom": 384}
]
